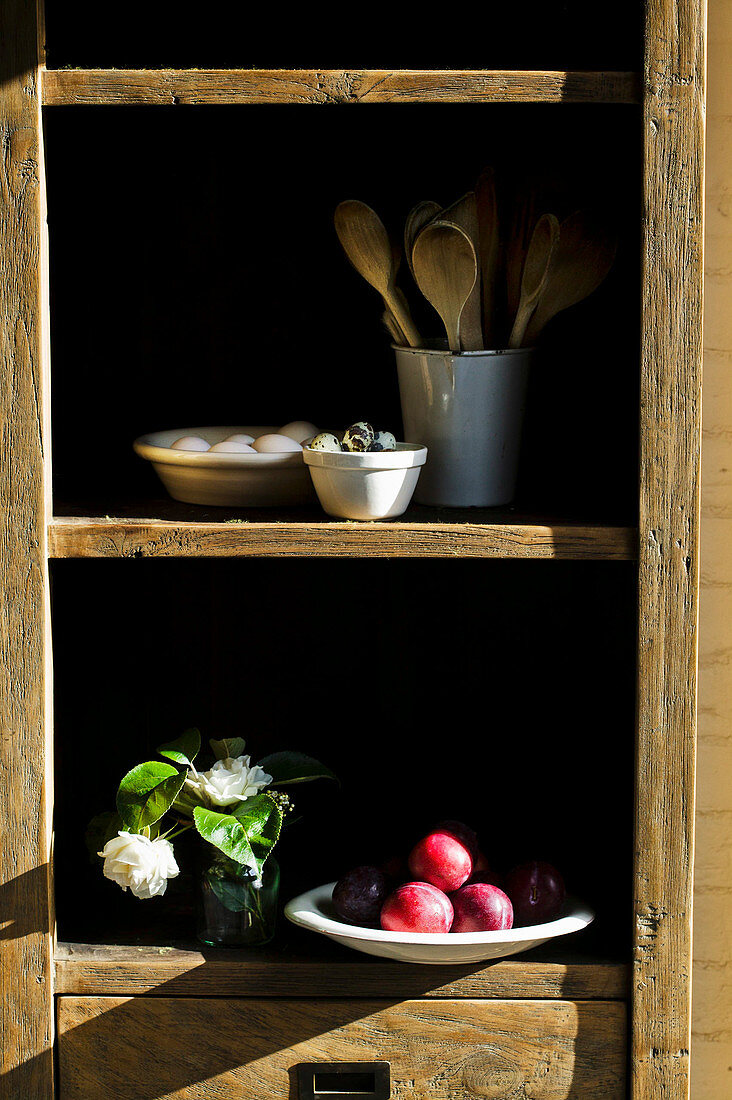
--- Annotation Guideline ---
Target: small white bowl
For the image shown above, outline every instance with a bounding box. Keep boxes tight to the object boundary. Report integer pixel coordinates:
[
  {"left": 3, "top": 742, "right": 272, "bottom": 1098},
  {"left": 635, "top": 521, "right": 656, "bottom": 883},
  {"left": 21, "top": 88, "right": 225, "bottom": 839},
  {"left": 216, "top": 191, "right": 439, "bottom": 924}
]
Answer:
[
  {"left": 133, "top": 426, "right": 314, "bottom": 507},
  {"left": 303, "top": 443, "right": 428, "bottom": 520},
  {"left": 285, "top": 882, "right": 595, "bottom": 965}
]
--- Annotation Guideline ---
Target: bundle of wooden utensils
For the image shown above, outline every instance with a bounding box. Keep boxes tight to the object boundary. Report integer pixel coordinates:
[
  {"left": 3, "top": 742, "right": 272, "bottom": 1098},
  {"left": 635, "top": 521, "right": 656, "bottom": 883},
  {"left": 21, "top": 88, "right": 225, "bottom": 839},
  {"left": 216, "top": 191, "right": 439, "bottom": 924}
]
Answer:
[{"left": 334, "top": 170, "right": 617, "bottom": 353}]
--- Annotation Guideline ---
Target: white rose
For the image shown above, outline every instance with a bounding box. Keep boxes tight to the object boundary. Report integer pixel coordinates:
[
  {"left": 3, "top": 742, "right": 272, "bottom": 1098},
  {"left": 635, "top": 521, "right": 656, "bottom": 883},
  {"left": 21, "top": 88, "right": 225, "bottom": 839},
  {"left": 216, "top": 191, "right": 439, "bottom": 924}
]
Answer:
[
  {"left": 99, "top": 831, "right": 179, "bottom": 899},
  {"left": 186, "top": 755, "right": 272, "bottom": 808}
]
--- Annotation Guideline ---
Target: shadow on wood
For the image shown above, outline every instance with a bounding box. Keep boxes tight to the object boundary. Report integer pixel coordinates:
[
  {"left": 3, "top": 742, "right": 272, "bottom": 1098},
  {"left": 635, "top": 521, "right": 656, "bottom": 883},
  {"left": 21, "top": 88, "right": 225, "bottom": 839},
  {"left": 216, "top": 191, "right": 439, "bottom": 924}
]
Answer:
[{"left": 55, "top": 989, "right": 627, "bottom": 1099}]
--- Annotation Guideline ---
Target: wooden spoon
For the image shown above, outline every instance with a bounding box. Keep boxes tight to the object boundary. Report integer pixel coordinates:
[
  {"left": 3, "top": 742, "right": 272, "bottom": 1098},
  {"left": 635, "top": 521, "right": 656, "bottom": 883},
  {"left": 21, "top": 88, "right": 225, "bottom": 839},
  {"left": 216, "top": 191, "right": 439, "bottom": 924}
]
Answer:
[
  {"left": 523, "top": 210, "right": 617, "bottom": 345},
  {"left": 404, "top": 201, "right": 442, "bottom": 281},
  {"left": 508, "top": 213, "right": 560, "bottom": 348},
  {"left": 382, "top": 308, "right": 406, "bottom": 344},
  {"left": 476, "top": 168, "right": 500, "bottom": 346},
  {"left": 334, "top": 200, "right": 422, "bottom": 347},
  {"left": 506, "top": 186, "right": 539, "bottom": 323},
  {"left": 435, "top": 192, "right": 483, "bottom": 350},
  {"left": 412, "top": 220, "right": 477, "bottom": 353}
]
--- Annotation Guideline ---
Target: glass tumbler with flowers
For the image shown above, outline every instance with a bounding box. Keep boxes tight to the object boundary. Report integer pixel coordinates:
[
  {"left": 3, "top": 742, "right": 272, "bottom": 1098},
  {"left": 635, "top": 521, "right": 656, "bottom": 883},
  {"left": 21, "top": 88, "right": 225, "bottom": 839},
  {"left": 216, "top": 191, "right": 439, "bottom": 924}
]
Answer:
[{"left": 89, "top": 729, "right": 336, "bottom": 946}]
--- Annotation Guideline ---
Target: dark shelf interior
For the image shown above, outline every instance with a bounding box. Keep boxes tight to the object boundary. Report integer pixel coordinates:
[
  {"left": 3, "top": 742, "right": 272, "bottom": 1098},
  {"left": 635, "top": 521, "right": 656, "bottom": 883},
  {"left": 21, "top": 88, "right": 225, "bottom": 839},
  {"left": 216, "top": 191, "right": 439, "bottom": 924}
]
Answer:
[
  {"left": 42, "top": 1, "right": 643, "bottom": 71},
  {"left": 45, "top": 103, "right": 641, "bottom": 525},
  {"left": 52, "top": 557, "right": 636, "bottom": 961}
]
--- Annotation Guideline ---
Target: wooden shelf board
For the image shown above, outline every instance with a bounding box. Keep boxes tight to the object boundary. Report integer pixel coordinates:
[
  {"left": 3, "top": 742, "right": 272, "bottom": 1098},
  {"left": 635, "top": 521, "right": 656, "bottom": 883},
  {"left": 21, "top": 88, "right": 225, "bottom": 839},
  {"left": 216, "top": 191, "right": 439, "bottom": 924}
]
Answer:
[
  {"left": 49, "top": 502, "right": 637, "bottom": 560},
  {"left": 54, "top": 941, "right": 629, "bottom": 999},
  {"left": 41, "top": 68, "right": 641, "bottom": 107}
]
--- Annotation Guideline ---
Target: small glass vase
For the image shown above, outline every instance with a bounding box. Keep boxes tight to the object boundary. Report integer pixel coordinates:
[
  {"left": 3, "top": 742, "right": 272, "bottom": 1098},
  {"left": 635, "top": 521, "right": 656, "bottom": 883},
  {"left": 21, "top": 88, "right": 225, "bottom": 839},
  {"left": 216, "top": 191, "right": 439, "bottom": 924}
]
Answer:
[{"left": 195, "top": 849, "right": 279, "bottom": 947}]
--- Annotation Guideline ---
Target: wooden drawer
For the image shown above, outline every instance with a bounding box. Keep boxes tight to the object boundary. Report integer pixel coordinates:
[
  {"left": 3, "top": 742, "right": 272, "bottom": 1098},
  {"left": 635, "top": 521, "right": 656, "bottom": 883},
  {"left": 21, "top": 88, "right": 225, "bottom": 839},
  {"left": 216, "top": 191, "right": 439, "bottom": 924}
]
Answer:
[{"left": 57, "top": 996, "right": 627, "bottom": 1098}]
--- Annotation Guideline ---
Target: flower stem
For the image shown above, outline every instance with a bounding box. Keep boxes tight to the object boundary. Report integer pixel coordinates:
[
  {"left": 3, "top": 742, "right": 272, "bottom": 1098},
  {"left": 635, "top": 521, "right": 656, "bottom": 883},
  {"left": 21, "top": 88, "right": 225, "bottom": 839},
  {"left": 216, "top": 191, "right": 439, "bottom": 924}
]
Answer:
[{"left": 162, "top": 821, "right": 194, "bottom": 842}]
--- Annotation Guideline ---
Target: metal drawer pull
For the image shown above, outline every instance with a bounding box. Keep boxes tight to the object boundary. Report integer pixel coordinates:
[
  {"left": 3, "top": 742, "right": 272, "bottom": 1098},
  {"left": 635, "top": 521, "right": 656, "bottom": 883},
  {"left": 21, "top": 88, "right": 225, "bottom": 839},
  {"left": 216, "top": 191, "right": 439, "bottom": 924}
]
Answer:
[{"left": 297, "top": 1061, "right": 391, "bottom": 1099}]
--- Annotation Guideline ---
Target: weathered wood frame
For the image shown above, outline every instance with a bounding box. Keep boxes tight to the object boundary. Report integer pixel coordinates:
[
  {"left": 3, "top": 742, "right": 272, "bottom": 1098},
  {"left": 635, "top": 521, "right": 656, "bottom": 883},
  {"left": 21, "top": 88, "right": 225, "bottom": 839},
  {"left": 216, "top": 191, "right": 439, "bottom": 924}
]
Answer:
[
  {"left": 0, "top": 0, "right": 704, "bottom": 1097},
  {"left": 0, "top": 0, "right": 54, "bottom": 1096},
  {"left": 632, "top": 0, "right": 705, "bottom": 1096}
]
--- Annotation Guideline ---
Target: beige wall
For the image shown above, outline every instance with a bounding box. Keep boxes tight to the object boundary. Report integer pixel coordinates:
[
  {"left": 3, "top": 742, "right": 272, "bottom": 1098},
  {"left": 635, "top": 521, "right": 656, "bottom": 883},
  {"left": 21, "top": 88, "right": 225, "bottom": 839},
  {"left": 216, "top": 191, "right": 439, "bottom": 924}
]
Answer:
[{"left": 693, "top": 0, "right": 732, "bottom": 1093}]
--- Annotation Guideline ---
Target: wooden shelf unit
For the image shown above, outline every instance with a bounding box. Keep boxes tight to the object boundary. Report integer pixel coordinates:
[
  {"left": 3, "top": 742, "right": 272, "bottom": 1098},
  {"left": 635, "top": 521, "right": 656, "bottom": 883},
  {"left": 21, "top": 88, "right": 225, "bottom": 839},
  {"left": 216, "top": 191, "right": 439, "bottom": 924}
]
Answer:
[
  {"left": 49, "top": 506, "right": 637, "bottom": 560},
  {"left": 0, "top": 0, "right": 704, "bottom": 1096},
  {"left": 54, "top": 941, "right": 629, "bottom": 1000},
  {"left": 40, "top": 68, "right": 641, "bottom": 107}
]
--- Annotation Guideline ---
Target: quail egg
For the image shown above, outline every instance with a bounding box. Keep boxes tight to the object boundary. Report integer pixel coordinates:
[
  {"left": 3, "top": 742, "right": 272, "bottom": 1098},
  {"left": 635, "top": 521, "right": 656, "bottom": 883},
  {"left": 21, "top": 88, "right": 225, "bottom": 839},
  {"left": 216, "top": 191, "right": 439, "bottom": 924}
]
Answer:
[
  {"left": 170, "top": 435, "right": 210, "bottom": 452},
  {"left": 370, "top": 430, "right": 397, "bottom": 452},
  {"left": 308, "top": 432, "right": 342, "bottom": 452},
  {"left": 342, "top": 422, "right": 375, "bottom": 452}
]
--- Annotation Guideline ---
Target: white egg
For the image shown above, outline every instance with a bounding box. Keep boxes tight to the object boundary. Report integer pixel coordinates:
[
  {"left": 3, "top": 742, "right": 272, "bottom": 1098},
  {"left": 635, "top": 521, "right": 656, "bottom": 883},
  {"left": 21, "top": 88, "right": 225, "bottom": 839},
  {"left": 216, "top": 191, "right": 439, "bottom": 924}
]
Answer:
[
  {"left": 252, "top": 433, "right": 303, "bottom": 453},
  {"left": 170, "top": 435, "right": 210, "bottom": 452},
  {"left": 209, "top": 440, "right": 256, "bottom": 453},
  {"left": 223, "top": 433, "right": 255, "bottom": 445},
  {"left": 278, "top": 420, "right": 319, "bottom": 444}
]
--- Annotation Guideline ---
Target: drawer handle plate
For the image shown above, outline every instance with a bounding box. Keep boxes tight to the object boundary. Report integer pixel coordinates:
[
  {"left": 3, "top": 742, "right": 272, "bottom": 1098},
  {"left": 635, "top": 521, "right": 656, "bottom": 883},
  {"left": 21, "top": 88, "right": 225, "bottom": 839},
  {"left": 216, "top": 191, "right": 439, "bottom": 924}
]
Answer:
[{"left": 297, "top": 1061, "right": 391, "bottom": 1099}]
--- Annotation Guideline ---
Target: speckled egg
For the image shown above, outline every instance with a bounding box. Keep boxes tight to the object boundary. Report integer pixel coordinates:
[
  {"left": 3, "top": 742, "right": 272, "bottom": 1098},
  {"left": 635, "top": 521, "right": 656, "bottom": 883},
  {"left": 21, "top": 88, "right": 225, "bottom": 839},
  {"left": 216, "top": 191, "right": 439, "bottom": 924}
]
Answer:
[
  {"left": 252, "top": 433, "right": 303, "bottom": 453},
  {"left": 308, "top": 432, "right": 342, "bottom": 452},
  {"left": 278, "top": 420, "right": 319, "bottom": 444},
  {"left": 370, "top": 430, "right": 397, "bottom": 452},
  {"left": 342, "top": 422, "right": 374, "bottom": 452},
  {"left": 170, "top": 436, "right": 210, "bottom": 452}
]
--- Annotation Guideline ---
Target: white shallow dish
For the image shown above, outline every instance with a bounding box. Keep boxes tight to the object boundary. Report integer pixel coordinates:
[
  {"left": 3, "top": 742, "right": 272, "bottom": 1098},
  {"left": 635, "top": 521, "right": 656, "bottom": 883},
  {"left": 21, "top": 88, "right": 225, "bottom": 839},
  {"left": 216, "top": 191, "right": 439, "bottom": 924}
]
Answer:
[
  {"left": 133, "top": 426, "right": 314, "bottom": 507},
  {"left": 285, "top": 882, "right": 595, "bottom": 965},
  {"left": 303, "top": 443, "right": 427, "bottom": 520}
]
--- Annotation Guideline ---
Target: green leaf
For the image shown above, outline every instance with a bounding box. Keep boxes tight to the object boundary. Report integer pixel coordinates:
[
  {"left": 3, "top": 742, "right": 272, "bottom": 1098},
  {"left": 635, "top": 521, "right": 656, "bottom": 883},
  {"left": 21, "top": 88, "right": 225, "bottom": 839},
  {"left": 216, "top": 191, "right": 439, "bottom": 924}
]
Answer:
[
  {"left": 193, "top": 807, "right": 257, "bottom": 874},
  {"left": 193, "top": 794, "right": 283, "bottom": 878},
  {"left": 259, "top": 751, "right": 338, "bottom": 787},
  {"left": 209, "top": 736, "right": 247, "bottom": 761},
  {"left": 231, "top": 793, "right": 283, "bottom": 864},
  {"left": 158, "top": 727, "right": 201, "bottom": 768},
  {"left": 116, "top": 761, "right": 187, "bottom": 831},
  {"left": 85, "top": 811, "right": 123, "bottom": 863}
]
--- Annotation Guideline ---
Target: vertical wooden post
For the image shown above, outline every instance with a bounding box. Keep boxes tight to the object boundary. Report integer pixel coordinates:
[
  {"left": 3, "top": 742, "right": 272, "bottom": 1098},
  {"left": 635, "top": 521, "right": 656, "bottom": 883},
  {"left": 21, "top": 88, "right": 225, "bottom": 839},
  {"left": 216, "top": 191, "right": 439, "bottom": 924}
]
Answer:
[
  {"left": 0, "top": 0, "right": 54, "bottom": 1096},
  {"left": 635, "top": 0, "right": 706, "bottom": 1096}
]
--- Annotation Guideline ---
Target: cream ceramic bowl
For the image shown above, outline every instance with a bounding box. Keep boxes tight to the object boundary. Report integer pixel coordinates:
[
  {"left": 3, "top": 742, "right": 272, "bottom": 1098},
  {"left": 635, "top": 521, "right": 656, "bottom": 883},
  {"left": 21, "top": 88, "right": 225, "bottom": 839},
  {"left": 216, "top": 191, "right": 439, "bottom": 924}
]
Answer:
[
  {"left": 133, "top": 426, "right": 315, "bottom": 507},
  {"left": 285, "top": 882, "right": 594, "bottom": 965},
  {"left": 303, "top": 443, "right": 427, "bottom": 520}
]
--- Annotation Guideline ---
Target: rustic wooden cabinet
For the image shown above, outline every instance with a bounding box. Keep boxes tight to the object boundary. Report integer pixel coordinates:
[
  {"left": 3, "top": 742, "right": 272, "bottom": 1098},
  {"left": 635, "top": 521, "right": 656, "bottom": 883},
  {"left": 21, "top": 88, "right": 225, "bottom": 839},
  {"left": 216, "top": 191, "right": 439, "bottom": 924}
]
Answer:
[{"left": 0, "top": 0, "right": 704, "bottom": 1097}]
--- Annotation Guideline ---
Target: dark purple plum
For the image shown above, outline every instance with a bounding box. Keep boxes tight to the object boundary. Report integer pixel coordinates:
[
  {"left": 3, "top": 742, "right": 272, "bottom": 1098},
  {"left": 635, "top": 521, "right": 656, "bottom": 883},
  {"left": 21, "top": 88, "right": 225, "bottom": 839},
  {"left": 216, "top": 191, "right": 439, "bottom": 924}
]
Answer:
[
  {"left": 468, "top": 851, "right": 505, "bottom": 889},
  {"left": 379, "top": 855, "right": 409, "bottom": 884},
  {"left": 504, "top": 861, "right": 566, "bottom": 926},
  {"left": 332, "top": 866, "right": 390, "bottom": 927}
]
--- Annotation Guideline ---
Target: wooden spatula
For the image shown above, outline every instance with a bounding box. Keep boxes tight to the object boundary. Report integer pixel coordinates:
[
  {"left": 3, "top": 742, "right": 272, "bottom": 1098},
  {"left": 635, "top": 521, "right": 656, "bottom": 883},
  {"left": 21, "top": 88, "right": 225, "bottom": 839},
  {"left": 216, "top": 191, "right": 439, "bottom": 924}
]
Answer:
[
  {"left": 476, "top": 168, "right": 500, "bottom": 347},
  {"left": 508, "top": 213, "right": 560, "bottom": 348},
  {"left": 334, "top": 200, "right": 422, "bottom": 347},
  {"left": 412, "top": 220, "right": 477, "bottom": 353},
  {"left": 404, "top": 201, "right": 442, "bottom": 281},
  {"left": 434, "top": 192, "right": 483, "bottom": 350},
  {"left": 523, "top": 210, "right": 617, "bottom": 345}
]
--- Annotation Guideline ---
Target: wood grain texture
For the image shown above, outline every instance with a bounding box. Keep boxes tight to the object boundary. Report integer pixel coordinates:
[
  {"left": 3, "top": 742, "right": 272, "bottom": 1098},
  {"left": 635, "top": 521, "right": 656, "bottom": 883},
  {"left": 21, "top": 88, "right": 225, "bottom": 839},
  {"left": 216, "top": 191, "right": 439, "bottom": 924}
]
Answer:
[
  {"left": 634, "top": 0, "right": 705, "bottom": 1096},
  {"left": 41, "top": 68, "right": 641, "bottom": 107},
  {"left": 56, "top": 997, "right": 627, "bottom": 1099},
  {"left": 48, "top": 515, "right": 637, "bottom": 560},
  {"left": 0, "top": 0, "right": 54, "bottom": 1097},
  {"left": 53, "top": 942, "right": 630, "bottom": 1000}
]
